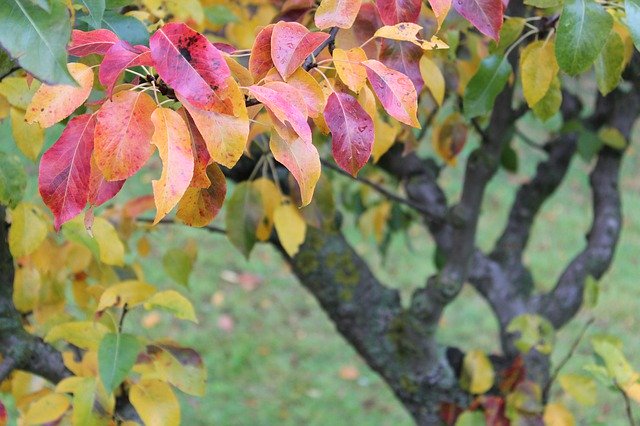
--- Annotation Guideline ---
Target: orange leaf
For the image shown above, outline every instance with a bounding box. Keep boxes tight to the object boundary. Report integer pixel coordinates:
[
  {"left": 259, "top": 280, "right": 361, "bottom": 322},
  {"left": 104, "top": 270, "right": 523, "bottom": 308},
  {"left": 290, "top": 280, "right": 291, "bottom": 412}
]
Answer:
[
  {"left": 270, "top": 132, "right": 320, "bottom": 206},
  {"left": 315, "top": 0, "right": 363, "bottom": 30},
  {"left": 176, "top": 164, "right": 227, "bottom": 227},
  {"left": 150, "top": 108, "right": 194, "bottom": 224},
  {"left": 25, "top": 63, "right": 94, "bottom": 128},
  {"left": 94, "top": 90, "right": 156, "bottom": 180}
]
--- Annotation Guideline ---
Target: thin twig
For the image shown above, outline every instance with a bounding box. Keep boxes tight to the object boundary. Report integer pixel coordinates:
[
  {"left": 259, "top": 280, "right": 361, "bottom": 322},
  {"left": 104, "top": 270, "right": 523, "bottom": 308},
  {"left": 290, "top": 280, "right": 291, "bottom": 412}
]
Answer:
[
  {"left": 320, "top": 159, "right": 431, "bottom": 216},
  {"left": 137, "top": 217, "right": 226, "bottom": 235},
  {"left": 303, "top": 27, "right": 339, "bottom": 71},
  {"left": 118, "top": 304, "right": 129, "bottom": 333},
  {"left": 0, "top": 356, "right": 17, "bottom": 382},
  {"left": 617, "top": 382, "right": 637, "bottom": 426},
  {"left": 514, "top": 127, "right": 547, "bottom": 153},
  {"left": 543, "top": 317, "right": 595, "bottom": 400}
]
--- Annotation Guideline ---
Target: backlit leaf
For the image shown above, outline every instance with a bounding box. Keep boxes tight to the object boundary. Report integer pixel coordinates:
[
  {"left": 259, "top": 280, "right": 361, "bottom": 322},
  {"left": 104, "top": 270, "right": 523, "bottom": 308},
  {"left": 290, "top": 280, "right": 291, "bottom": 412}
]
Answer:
[
  {"left": 150, "top": 22, "right": 231, "bottom": 110},
  {"left": 248, "top": 24, "right": 275, "bottom": 81},
  {"left": 9, "top": 107, "right": 44, "bottom": 161},
  {"left": 591, "top": 336, "right": 636, "bottom": 385},
  {"left": 379, "top": 39, "right": 424, "bottom": 92},
  {"left": 94, "top": 90, "right": 156, "bottom": 180},
  {"left": 92, "top": 216, "right": 125, "bottom": 266},
  {"left": 130, "top": 379, "right": 180, "bottom": 426},
  {"left": 150, "top": 107, "right": 194, "bottom": 224},
  {"left": 555, "top": 0, "right": 613, "bottom": 75},
  {"left": 362, "top": 59, "right": 420, "bottom": 127},
  {"left": 45, "top": 321, "right": 109, "bottom": 350},
  {"left": 428, "top": 0, "right": 452, "bottom": 29},
  {"left": 144, "top": 290, "right": 198, "bottom": 322},
  {"left": 98, "top": 333, "right": 142, "bottom": 392},
  {"left": 226, "top": 181, "right": 263, "bottom": 258},
  {"left": 88, "top": 155, "right": 125, "bottom": 207},
  {"left": 333, "top": 47, "right": 368, "bottom": 93},
  {"left": 0, "top": 152, "right": 26, "bottom": 208},
  {"left": 315, "top": 0, "right": 362, "bottom": 29},
  {"left": 419, "top": 56, "right": 445, "bottom": 105},
  {"left": 376, "top": 0, "right": 421, "bottom": 24},
  {"left": 96, "top": 280, "right": 156, "bottom": 312},
  {"left": 463, "top": 54, "right": 511, "bottom": 119},
  {"left": 177, "top": 164, "right": 226, "bottom": 227},
  {"left": 274, "top": 198, "right": 307, "bottom": 257},
  {"left": 99, "top": 41, "right": 153, "bottom": 95},
  {"left": 460, "top": 349, "right": 495, "bottom": 394},
  {"left": 324, "top": 91, "right": 374, "bottom": 176},
  {"left": 520, "top": 40, "right": 558, "bottom": 107},
  {"left": 25, "top": 63, "right": 94, "bottom": 128},
  {"left": 270, "top": 132, "right": 320, "bottom": 206},
  {"left": 178, "top": 108, "right": 211, "bottom": 189},
  {"left": 270, "top": 21, "right": 330, "bottom": 79},
  {"left": 453, "top": 0, "right": 503, "bottom": 40},
  {"left": 68, "top": 29, "right": 119, "bottom": 57},
  {"left": 38, "top": 114, "right": 95, "bottom": 230},
  {"left": 8, "top": 202, "right": 49, "bottom": 258},
  {"left": 0, "top": 0, "right": 75, "bottom": 85}
]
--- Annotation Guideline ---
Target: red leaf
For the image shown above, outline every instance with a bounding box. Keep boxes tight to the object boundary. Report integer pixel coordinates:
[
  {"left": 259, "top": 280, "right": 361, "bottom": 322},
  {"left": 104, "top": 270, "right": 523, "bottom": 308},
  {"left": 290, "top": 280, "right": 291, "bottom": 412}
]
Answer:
[
  {"left": 453, "top": 0, "right": 503, "bottom": 40},
  {"left": 0, "top": 400, "right": 7, "bottom": 424},
  {"left": 94, "top": 90, "right": 156, "bottom": 180},
  {"left": 363, "top": 59, "right": 420, "bottom": 127},
  {"left": 68, "top": 29, "right": 119, "bottom": 56},
  {"left": 178, "top": 108, "right": 212, "bottom": 189},
  {"left": 150, "top": 22, "right": 231, "bottom": 110},
  {"left": 249, "top": 24, "right": 275, "bottom": 81},
  {"left": 88, "top": 155, "right": 125, "bottom": 207},
  {"left": 482, "top": 396, "right": 509, "bottom": 426},
  {"left": 271, "top": 21, "right": 330, "bottom": 79},
  {"left": 376, "top": 0, "right": 421, "bottom": 25},
  {"left": 324, "top": 91, "right": 374, "bottom": 176},
  {"left": 38, "top": 114, "right": 95, "bottom": 230},
  {"left": 379, "top": 39, "right": 424, "bottom": 92},
  {"left": 247, "top": 84, "right": 312, "bottom": 143},
  {"left": 439, "top": 402, "right": 463, "bottom": 425},
  {"left": 99, "top": 41, "right": 153, "bottom": 96},
  {"left": 499, "top": 355, "right": 525, "bottom": 393}
]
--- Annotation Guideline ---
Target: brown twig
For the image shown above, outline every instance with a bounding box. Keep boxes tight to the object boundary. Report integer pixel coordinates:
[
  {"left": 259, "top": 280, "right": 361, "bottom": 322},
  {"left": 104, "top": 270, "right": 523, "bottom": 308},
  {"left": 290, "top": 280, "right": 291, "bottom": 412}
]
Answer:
[{"left": 136, "top": 217, "right": 226, "bottom": 235}]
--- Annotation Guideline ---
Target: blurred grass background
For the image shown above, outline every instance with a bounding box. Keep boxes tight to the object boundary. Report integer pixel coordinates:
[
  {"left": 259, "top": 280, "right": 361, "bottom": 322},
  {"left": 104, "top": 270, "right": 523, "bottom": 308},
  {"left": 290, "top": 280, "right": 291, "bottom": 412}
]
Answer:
[{"left": 0, "top": 113, "right": 639, "bottom": 425}]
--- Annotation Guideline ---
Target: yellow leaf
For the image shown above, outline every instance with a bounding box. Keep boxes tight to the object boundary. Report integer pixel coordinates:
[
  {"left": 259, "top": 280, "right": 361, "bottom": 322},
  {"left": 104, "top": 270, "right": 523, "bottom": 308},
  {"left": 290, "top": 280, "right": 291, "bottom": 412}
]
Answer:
[
  {"left": 419, "top": 56, "right": 445, "bottom": 106},
  {"left": 150, "top": 107, "right": 194, "bottom": 224},
  {"left": 543, "top": 402, "right": 575, "bottom": 426},
  {"left": 333, "top": 47, "right": 368, "bottom": 93},
  {"left": 45, "top": 321, "right": 110, "bottom": 351},
  {"left": 92, "top": 217, "right": 125, "bottom": 266},
  {"left": 25, "top": 63, "right": 94, "bottom": 128},
  {"left": 358, "top": 86, "right": 399, "bottom": 162},
  {"left": 520, "top": 40, "right": 559, "bottom": 107},
  {"left": 625, "top": 381, "right": 640, "bottom": 403},
  {"left": 374, "top": 23, "right": 424, "bottom": 46},
  {"left": 0, "top": 77, "right": 40, "bottom": 110},
  {"left": 253, "top": 178, "right": 280, "bottom": 241},
  {"left": 144, "top": 290, "right": 198, "bottom": 323},
  {"left": 66, "top": 376, "right": 114, "bottom": 425},
  {"left": 9, "top": 107, "right": 44, "bottom": 161},
  {"left": 24, "top": 393, "right": 70, "bottom": 425},
  {"left": 137, "top": 344, "right": 206, "bottom": 397},
  {"left": 273, "top": 198, "right": 307, "bottom": 256},
  {"left": 358, "top": 201, "right": 391, "bottom": 243},
  {"left": 558, "top": 374, "right": 596, "bottom": 406},
  {"left": 130, "top": 379, "right": 180, "bottom": 426},
  {"left": 283, "top": 68, "right": 326, "bottom": 119},
  {"left": 460, "top": 349, "right": 494, "bottom": 394},
  {"left": 96, "top": 280, "right": 157, "bottom": 312},
  {"left": 8, "top": 202, "right": 49, "bottom": 258},
  {"left": 55, "top": 376, "right": 86, "bottom": 394},
  {"left": 13, "top": 266, "right": 41, "bottom": 313}
]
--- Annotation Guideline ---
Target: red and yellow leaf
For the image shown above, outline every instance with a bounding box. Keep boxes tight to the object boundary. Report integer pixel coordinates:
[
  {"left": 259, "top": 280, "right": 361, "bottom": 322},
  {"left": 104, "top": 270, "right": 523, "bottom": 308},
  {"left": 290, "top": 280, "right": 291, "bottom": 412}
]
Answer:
[
  {"left": 315, "top": 0, "right": 362, "bottom": 30},
  {"left": 376, "top": 0, "right": 421, "bottom": 25},
  {"left": 178, "top": 107, "right": 212, "bottom": 189},
  {"left": 176, "top": 164, "right": 227, "bottom": 227},
  {"left": 150, "top": 107, "right": 194, "bottom": 224},
  {"left": 94, "top": 90, "right": 156, "bottom": 181},
  {"left": 333, "top": 47, "right": 368, "bottom": 93},
  {"left": 88, "top": 155, "right": 125, "bottom": 207},
  {"left": 25, "top": 63, "right": 94, "bottom": 128},
  {"left": 270, "top": 132, "right": 321, "bottom": 206},
  {"left": 99, "top": 41, "right": 153, "bottom": 95},
  {"left": 271, "top": 21, "right": 330, "bottom": 79},
  {"left": 248, "top": 24, "right": 275, "bottom": 81},
  {"left": 38, "top": 114, "right": 95, "bottom": 230}
]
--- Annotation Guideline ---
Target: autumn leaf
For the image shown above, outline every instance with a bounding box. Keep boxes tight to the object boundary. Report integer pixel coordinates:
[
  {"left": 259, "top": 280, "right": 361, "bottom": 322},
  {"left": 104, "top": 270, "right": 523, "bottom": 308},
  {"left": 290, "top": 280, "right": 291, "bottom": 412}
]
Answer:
[
  {"left": 178, "top": 107, "right": 212, "bottom": 188},
  {"left": 248, "top": 24, "right": 275, "bottom": 81},
  {"left": 144, "top": 290, "right": 198, "bottom": 322},
  {"left": 315, "top": 0, "right": 362, "bottom": 29},
  {"left": 270, "top": 132, "right": 321, "bottom": 206},
  {"left": 68, "top": 29, "right": 120, "bottom": 57},
  {"left": 324, "top": 91, "right": 374, "bottom": 176},
  {"left": 379, "top": 39, "right": 424, "bottom": 92},
  {"left": 96, "top": 281, "right": 156, "bottom": 312},
  {"left": 265, "top": 68, "right": 326, "bottom": 118},
  {"left": 226, "top": 182, "right": 263, "bottom": 257},
  {"left": 520, "top": 40, "right": 559, "bottom": 107},
  {"left": 38, "top": 114, "right": 96, "bottom": 230},
  {"left": 99, "top": 41, "right": 154, "bottom": 95},
  {"left": 419, "top": 56, "right": 445, "bottom": 106},
  {"left": 130, "top": 379, "right": 180, "bottom": 426},
  {"left": 88, "top": 155, "right": 125, "bottom": 207},
  {"left": 150, "top": 22, "right": 231, "bottom": 110},
  {"left": 428, "top": 0, "right": 452, "bottom": 29},
  {"left": 362, "top": 59, "right": 420, "bottom": 127},
  {"left": 24, "top": 393, "right": 70, "bottom": 425},
  {"left": 9, "top": 107, "right": 44, "bottom": 161},
  {"left": 150, "top": 107, "right": 194, "bottom": 224},
  {"left": 94, "top": 90, "right": 156, "bottom": 181},
  {"left": 453, "top": 0, "right": 504, "bottom": 40},
  {"left": 25, "top": 63, "right": 94, "bottom": 128},
  {"left": 274, "top": 198, "right": 307, "bottom": 256},
  {"left": 333, "top": 47, "right": 368, "bottom": 93},
  {"left": 8, "top": 202, "right": 49, "bottom": 258},
  {"left": 270, "top": 21, "right": 330, "bottom": 79},
  {"left": 460, "top": 350, "right": 495, "bottom": 394},
  {"left": 376, "top": 0, "right": 422, "bottom": 25}
]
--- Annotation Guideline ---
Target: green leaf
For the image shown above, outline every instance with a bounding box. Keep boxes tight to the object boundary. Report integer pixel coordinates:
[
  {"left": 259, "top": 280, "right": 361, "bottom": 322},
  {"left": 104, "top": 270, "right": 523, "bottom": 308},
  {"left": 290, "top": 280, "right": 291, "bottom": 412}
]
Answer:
[
  {"left": 501, "top": 145, "right": 518, "bottom": 172},
  {"left": 144, "top": 290, "right": 198, "bottom": 322},
  {"left": 62, "top": 217, "right": 100, "bottom": 259},
  {"left": 591, "top": 336, "right": 636, "bottom": 385},
  {"left": 507, "top": 314, "right": 555, "bottom": 354},
  {"left": 625, "top": 0, "right": 640, "bottom": 51},
  {"left": 489, "top": 17, "right": 525, "bottom": 55},
  {"left": 583, "top": 275, "right": 599, "bottom": 308},
  {"left": 28, "top": 0, "right": 50, "bottom": 12},
  {"left": 162, "top": 248, "right": 193, "bottom": 286},
  {"left": 594, "top": 31, "right": 624, "bottom": 96},
  {"left": 76, "top": 0, "right": 105, "bottom": 29},
  {"left": 524, "top": 0, "right": 562, "bottom": 8},
  {"left": 455, "top": 411, "right": 485, "bottom": 426},
  {"left": 559, "top": 373, "right": 597, "bottom": 405},
  {"left": 101, "top": 10, "right": 149, "bottom": 46},
  {"left": 577, "top": 130, "right": 603, "bottom": 162},
  {"left": 0, "top": 0, "right": 74, "bottom": 85},
  {"left": 226, "top": 182, "right": 263, "bottom": 258},
  {"left": 204, "top": 5, "right": 238, "bottom": 25},
  {"left": 0, "top": 152, "right": 26, "bottom": 208},
  {"left": 532, "top": 75, "right": 562, "bottom": 122},
  {"left": 463, "top": 55, "right": 512, "bottom": 119},
  {"left": 555, "top": 0, "right": 613, "bottom": 75},
  {"left": 0, "top": 48, "right": 16, "bottom": 77},
  {"left": 98, "top": 333, "right": 142, "bottom": 392},
  {"left": 598, "top": 126, "right": 627, "bottom": 150}
]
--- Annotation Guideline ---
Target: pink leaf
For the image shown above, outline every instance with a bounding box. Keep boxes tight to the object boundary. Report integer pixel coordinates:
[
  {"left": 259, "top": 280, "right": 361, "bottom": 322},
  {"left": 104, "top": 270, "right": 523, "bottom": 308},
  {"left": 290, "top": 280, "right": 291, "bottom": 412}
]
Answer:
[
  {"left": 379, "top": 39, "right": 424, "bottom": 92},
  {"left": 375, "top": 0, "right": 421, "bottom": 25},
  {"left": 324, "top": 91, "right": 374, "bottom": 176},
  {"left": 38, "top": 114, "right": 95, "bottom": 230},
  {"left": 362, "top": 59, "right": 420, "bottom": 127},
  {"left": 150, "top": 22, "right": 231, "bottom": 110},
  {"left": 453, "top": 0, "right": 503, "bottom": 40},
  {"left": 88, "top": 155, "right": 125, "bottom": 207},
  {"left": 271, "top": 21, "right": 330, "bottom": 79},
  {"left": 99, "top": 41, "right": 153, "bottom": 96},
  {"left": 315, "top": 0, "right": 363, "bottom": 29},
  {"left": 249, "top": 24, "right": 275, "bottom": 81},
  {"left": 247, "top": 85, "right": 312, "bottom": 144},
  {"left": 68, "top": 29, "right": 119, "bottom": 56},
  {"left": 178, "top": 107, "right": 212, "bottom": 189}
]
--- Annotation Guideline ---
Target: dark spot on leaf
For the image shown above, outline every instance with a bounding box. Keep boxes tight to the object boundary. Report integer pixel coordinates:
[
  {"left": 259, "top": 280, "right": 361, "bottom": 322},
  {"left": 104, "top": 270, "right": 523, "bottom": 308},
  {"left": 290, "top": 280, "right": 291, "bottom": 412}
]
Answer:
[{"left": 179, "top": 47, "right": 192, "bottom": 62}]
